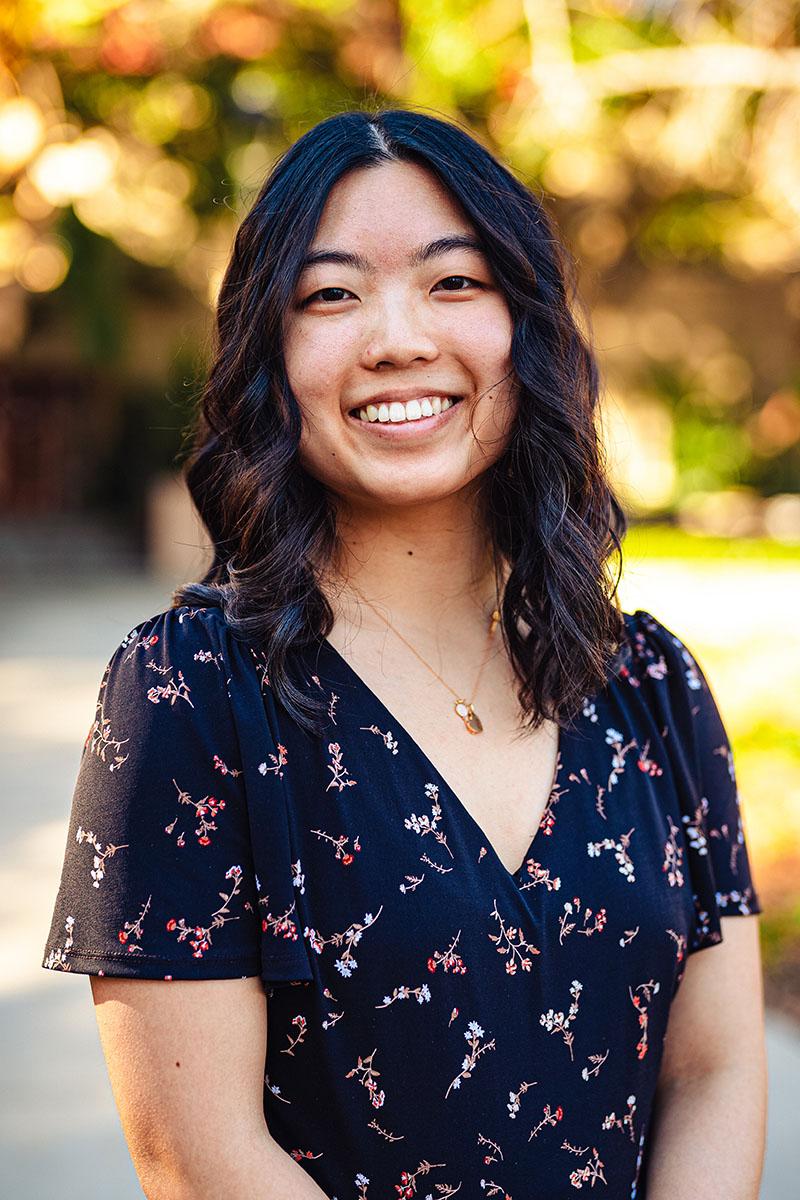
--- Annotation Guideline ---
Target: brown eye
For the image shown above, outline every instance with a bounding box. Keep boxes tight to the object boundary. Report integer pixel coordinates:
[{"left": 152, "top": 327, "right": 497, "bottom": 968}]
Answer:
[
  {"left": 434, "top": 276, "right": 483, "bottom": 292},
  {"left": 301, "top": 287, "right": 354, "bottom": 306}
]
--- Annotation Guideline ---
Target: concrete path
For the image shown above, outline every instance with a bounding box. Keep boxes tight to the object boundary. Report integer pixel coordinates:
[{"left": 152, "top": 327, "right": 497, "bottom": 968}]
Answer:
[{"left": 1, "top": 573, "right": 797, "bottom": 1197}]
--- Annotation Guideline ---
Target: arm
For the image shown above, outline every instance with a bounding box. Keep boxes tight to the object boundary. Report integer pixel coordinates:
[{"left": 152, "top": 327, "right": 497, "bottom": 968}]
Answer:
[
  {"left": 646, "top": 914, "right": 767, "bottom": 1200},
  {"left": 90, "top": 975, "right": 329, "bottom": 1200}
]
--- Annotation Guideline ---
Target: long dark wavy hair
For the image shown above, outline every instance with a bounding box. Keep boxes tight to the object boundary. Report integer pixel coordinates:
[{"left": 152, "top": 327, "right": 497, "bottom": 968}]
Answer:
[{"left": 173, "top": 106, "right": 628, "bottom": 739}]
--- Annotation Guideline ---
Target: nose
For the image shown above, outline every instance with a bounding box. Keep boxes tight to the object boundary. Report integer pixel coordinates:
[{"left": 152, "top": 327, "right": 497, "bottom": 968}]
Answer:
[{"left": 362, "top": 294, "right": 440, "bottom": 369}]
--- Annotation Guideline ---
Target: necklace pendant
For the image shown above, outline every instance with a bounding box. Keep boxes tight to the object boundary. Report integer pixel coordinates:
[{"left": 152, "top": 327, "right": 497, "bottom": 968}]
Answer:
[{"left": 454, "top": 699, "right": 483, "bottom": 735}]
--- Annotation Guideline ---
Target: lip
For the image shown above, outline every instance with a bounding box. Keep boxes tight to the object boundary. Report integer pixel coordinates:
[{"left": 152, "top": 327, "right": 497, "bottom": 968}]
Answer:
[{"left": 347, "top": 397, "right": 464, "bottom": 439}]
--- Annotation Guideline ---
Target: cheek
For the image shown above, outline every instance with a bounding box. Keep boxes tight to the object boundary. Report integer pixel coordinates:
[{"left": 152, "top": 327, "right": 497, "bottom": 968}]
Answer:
[
  {"left": 283, "top": 333, "right": 348, "bottom": 464},
  {"left": 296, "top": 407, "right": 342, "bottom": 483},
  {"left": 283, "top": 318, "right": 351, "bottom": 398}
]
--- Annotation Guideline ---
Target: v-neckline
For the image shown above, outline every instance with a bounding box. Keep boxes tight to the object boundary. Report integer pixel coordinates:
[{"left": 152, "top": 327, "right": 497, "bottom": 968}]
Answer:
[{"left": 315, "top": 635, "right": 571, "bottom": 883}]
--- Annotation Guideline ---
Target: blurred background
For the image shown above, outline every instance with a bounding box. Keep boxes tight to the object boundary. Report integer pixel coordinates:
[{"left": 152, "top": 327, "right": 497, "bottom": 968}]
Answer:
[{"left": 1, "top": 1, "right": 798, "bottom": 1196}]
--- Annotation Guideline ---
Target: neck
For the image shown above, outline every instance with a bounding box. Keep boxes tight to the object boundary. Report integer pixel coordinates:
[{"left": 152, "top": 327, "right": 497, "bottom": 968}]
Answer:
[{"left": 322, "top": 491, "right": 507, "bottom": 635}]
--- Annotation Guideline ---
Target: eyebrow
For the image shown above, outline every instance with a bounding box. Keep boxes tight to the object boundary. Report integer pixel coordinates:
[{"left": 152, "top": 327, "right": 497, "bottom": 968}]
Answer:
[{"left": 299, "top": 234, "right": 487, "bottom": 274}]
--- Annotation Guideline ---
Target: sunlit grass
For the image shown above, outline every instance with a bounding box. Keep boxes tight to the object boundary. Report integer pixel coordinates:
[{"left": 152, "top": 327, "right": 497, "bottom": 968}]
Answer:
[{"left": 625, "top": 521, "right": 800, "bottom": 561}]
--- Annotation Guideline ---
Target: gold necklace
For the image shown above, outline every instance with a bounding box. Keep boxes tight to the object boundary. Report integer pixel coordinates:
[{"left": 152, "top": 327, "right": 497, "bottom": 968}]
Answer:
[{"left": 349, "top": 587, "right": 501, "bottom": 735}]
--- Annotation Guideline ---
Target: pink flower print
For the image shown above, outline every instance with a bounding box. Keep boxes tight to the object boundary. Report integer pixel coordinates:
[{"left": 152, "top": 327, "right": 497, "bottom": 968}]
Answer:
[
  {"left": 519, "top": 859, "right": 562, "bottom": 893},
  {"left": 604, "top": 727, "right": 638, "bottom": 792},
  {"left": 43, "top": 915, "right": 75, "bottom": 970},
  {"left": 213, "top": 754, "right": 242, "bottom": 778},
  {"left": 581, "top": 1048, "right": 610, "bottom": 1081},
  {"left": 168, "top": 780, "right": 227, "bottom": 848},
  {"left": 117, "top": 896, "right": 151, "bottom": 953},
  {"left": 680, "top": 645, "right": 703, "bottom": 691},
  {"left": 288, "top": 1146, "right": 323, "bottom": 1164},
  {"left": 528, "top": 1102, "right": 564, "bottom": 1140},
  {"left": 404, "top": 783, "right": 454, "bottom": 859},
  {"left": 629, "top": 979, "right": 660, "bottom": 1060},
  {"left": 666, "top": 928, "right": 687, "bottom": 962},
  {"left": 539, "top": 980, "right": 583, "bottom": 1061},
  {"left": 507, "top": 1078, "right": 538, "bottom": 1119},
  {"left": 359, "top": 723, "right": 399, "bottom": 754},
  {"left": 260, "top": 908, "right": 301, "bottom": 943},
  {"left": 587, "top": 827, "right": 636, "bottom": 882},
  {"left": 325, "top": 741, "right": 357, "bottom": 792},
  {"left": 637, "top": 737, "right": 663, "bottom": 778},
  {"left": 376, "top": 982, "right": 432, "bottom": 1009},
  {"left": 75, "top": 826, "right": 128, "bottom": 888},
  {"left": 602, "top": 1093, "right": 637, "bottom": 1142},
  {"left": 568, "top": 1145, "right": 607, "bottom": 1189},
  {"left": 259, "top": 744, "right": 287, "bottom": 779},
  {"left": 391, "top": 1160, "right": 448, "bottom": 1198},
  {"left": 280, "top": 1014, "right": 308, "bottom": 1057},
  {"left": 427, "top": 930, "right": 467, "bottom": 975},
  {"left": 345, "top": 1048, "right": 385, "bottom": 1109},
  {"left": 301, "top": 907, "right": 383, "bottom": 976},
  {"left": 558, "top": 898, "right": 608, "bottom": 944},
  {"left": 662, "top": 815, "right": 684, "bottom": 887},
  {"left": 87, "top": 680, "right": 130, "bottom": 770},
  {"left": 682, "top": 798, "right": 710, "bottom": 855},
  {"left": 309, "top": 827, "right": 360, "bottom": 866},
  {"left": 445, "top": 1018, "right": 496, "bottom": 1098},
  {"left": 146, "top": 669, "right": 194, "bottom": 708},
  {"left": 165, "top": 864, "right": 246, "bottom": 958},
  {"left": 488, "top": 899, "right": 541, "bottom": 974}
]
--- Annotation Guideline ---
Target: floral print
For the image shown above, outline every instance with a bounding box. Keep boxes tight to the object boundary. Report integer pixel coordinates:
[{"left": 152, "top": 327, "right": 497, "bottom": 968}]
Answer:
[{"left": 42, "top": 605, "right": 761, "bottom": 1198}]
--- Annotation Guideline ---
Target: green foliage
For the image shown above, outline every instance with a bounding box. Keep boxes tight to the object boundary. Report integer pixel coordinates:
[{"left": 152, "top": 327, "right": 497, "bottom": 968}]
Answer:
[{"left": 3, "top": 0, "right": 798, "bottom": 509}]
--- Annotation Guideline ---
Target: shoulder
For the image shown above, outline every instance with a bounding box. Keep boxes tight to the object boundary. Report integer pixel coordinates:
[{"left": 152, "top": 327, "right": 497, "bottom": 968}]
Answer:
[
  {"left": 101, "top": 603, "right": 247, "bottom": 678},
  {"left": 616, "top": 607, "right": 737, "bottom": 783},
  {"left": 115, "top": 603, "right": 228, "bottom": 649},
  {"left": 617, "top": 607, "right": 708, "bottom": 696},
  {"left": 93, "top": 603, "right": 252, "bottom": 730}
]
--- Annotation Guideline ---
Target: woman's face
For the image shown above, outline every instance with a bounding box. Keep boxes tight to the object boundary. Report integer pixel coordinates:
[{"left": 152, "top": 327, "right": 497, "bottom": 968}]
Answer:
[{"left": 282, "top": 159, "right": 518, "bottom": 510}]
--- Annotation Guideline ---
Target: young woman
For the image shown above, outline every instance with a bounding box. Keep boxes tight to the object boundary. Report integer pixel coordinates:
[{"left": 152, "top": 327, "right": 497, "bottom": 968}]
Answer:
[{"left": 43, "top": 108, "right": 766, "bottom": 1199}]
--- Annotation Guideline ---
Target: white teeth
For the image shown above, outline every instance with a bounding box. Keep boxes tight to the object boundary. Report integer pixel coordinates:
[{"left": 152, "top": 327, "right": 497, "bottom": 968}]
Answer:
[{"left": 354, "top": 395, "right": 459, "bottom": 423}]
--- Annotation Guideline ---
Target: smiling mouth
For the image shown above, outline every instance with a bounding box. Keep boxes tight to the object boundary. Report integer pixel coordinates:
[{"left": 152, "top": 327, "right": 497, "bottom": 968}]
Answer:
[{"left": 349, "top": 395, "right": 464, "bottom": 424}]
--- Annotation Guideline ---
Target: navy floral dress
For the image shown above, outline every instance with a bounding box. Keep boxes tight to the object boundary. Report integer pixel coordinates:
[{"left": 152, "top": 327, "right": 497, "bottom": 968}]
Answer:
[{"left": 43, "top": 604, "right": 761, "bottom": 1199}]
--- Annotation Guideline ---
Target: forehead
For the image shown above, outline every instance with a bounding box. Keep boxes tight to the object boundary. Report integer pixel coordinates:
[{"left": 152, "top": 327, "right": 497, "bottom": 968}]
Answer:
[{"left": 300, "top": 160, "right": 488, "bottom": 274}]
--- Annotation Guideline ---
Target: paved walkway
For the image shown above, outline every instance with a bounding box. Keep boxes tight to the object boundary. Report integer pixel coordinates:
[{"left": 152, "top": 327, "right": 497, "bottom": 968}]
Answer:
[{"left": 1, "top": 574, "right": 797, "bottom": 1197}]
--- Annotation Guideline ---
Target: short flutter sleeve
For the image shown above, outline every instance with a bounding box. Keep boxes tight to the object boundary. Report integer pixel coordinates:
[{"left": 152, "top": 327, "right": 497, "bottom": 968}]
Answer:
[
  {"left": 625, "top": 609, "right": 762, "bottom": 955},
  {"left": 41, "top": 604, "right": 313, "bottom": 989}
]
